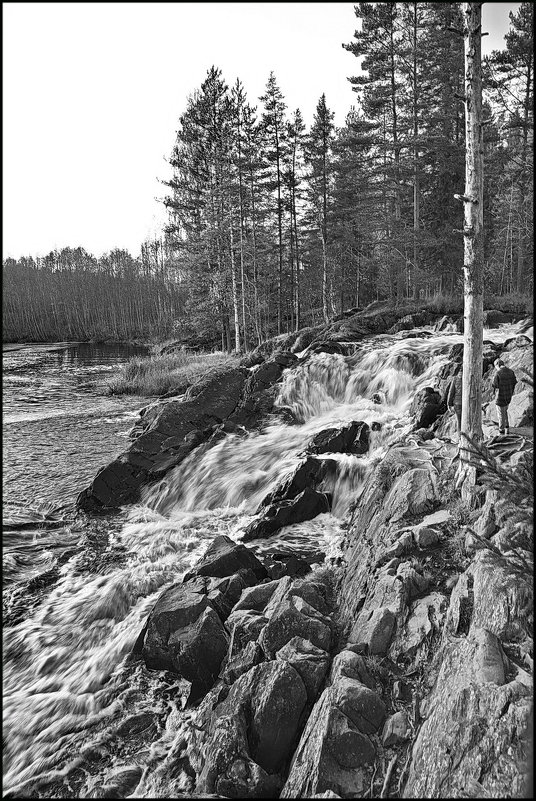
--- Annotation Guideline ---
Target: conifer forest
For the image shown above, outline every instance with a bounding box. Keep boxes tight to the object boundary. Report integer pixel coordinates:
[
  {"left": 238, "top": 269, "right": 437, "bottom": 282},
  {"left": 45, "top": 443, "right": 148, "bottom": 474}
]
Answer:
[{"left": 3, "top": 2, "right": 533, "bottom": 348}]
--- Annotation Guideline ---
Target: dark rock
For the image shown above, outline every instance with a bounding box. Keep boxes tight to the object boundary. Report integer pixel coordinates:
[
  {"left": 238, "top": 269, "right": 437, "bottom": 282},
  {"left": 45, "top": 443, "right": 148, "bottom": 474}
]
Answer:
[
  {"left": 273, "top": 350, "right": 299, "bottom": 367},
  {"left": 240, "top": 352, "right": 265, "bottom": 368},
  {"left": 276, "top": 636, "right": 330, "bottom": 701},
  {"left": 449, "top": 342, "right": 465, "bottom": 363},
  {"left": 410, "top": 387, "right": 445, "bottom": 429},
  {"left": 262, "top": 552, "right": 312, "bottom": 580},
  {"left": 483, "top": 309, "right": 515, "bottom": 328},
  {"left": 259, "top": 456, "right": 336, "bottom": 508},
  {"left": 183, "top": 535, "right": 267, "bottom": 583},
  {"left": 197, "top": 661, "right": 308, "bottom": 794},
  {"left": 414, "top": 527, "right": 440, "bottom": 549},
  {"left": 281, "top": 684, "right": 379, "bottom": 797},
  {"left": 259, "top": 593, "right": 332, "bottom": 658},
  {"left": 195, "top": 713, "right": 283, "bottom": 798},
  {"left": 225, "top": 609, "right": 270, "bottom": 659},
  {"left": 348, "top": 607, "right": 396, "bottom": 656},
  {"left": 230, "top": 579, "right": 281, "bottom": 614},
  {"left": 327, "top": 706, "right": 376, "bottom": 767},
  {"left": 77, "top": 367, "right": 249, "bottom": 510},
  {"left": 291, "top": 326, "right": 327, "bottom": 353},
  {"left": 330, "top": 650, "right": 374, "bottom": 690},
  {"left": 220, "top": 640, "right": 264, "bottom": 685},
  {"left": 243, "top": 487, "right": 330, "bottom": 542},
  {"left": 207, "top": 572, "right": 256, "bottom": 622},
  {"left": 307, "top": 341, "right": 349, "bottom": 356},
  {"left": 332, "top": 678, "right": 387, "bottom": 734},
  {"left": 142, "top": 581, "right": 229, "bottom": 701},
  {"left": 306, "top": 421, "right": 370, "bottom": 456}
]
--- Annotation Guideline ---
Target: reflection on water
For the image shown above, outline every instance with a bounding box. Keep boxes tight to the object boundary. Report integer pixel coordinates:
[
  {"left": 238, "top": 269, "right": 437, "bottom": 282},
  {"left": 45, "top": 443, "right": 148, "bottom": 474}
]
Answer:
[
  {"left": 3, "top": 342, "right": 148, "bottom": 517},
  {"left": 2, "top": 324, "right": 527, "bottom": 798}
]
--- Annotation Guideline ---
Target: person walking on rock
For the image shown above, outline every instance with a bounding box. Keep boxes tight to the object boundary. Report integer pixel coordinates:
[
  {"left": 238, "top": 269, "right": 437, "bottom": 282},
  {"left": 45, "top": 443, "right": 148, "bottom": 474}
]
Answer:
[
  {"left": 492, "top": 358, "right": 517, "bottom": 435},
  {"left": 447, "top": 368, "right": 463, "bottom": 439}
]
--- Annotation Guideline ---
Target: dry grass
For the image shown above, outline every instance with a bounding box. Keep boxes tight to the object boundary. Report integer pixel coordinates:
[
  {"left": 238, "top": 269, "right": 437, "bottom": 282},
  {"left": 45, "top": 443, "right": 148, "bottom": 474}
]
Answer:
[{"left": 104, "top": 350, "right": 240, "bottom": 397}]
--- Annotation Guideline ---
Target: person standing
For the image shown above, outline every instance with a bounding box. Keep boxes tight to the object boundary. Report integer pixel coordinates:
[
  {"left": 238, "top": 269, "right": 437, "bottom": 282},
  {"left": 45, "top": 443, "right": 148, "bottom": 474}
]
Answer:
[
  {"left": 492, "top": 358, "right": 517, "bottom": 435},
  {"left": 447, "top": 368, "right": 463, "bottom": 437}
]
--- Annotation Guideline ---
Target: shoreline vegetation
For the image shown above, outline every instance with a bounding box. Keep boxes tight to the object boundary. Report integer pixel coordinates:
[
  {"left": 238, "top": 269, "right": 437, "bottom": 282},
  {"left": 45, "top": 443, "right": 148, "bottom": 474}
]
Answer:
[
  {"left": 100, "top": 292, "right": 533, "bottom": 397},
  {"left": 104, "top": 351, "right": 240, "bottom": 397}
]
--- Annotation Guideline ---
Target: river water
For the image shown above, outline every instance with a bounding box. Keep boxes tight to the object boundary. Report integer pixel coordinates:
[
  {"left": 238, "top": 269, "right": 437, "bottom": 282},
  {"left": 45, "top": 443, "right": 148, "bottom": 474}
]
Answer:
[{"left": 2, "top": 325, "right": 526, "bottom": 798}]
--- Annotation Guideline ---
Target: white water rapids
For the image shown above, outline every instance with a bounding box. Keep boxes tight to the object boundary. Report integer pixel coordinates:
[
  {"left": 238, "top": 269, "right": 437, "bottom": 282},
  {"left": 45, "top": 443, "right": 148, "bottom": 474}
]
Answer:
[{"left": 2, "top": 323, "right": 524, "bottom": 798}]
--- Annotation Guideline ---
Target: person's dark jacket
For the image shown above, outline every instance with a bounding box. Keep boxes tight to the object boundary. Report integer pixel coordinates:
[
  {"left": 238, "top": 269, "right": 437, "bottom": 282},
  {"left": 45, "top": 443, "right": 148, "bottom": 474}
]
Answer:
[
  {"left": 447, "top": 373, "right": 463, "bottom": 410},
  {"left": 492, "top": 366, "right": 517, "bottom": 407}
]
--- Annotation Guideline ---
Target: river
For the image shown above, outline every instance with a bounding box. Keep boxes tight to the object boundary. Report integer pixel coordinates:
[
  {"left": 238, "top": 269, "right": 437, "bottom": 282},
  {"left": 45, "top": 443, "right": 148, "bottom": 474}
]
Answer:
[{"left": 2, "top": 325, "right": 526, "bottom": 798}]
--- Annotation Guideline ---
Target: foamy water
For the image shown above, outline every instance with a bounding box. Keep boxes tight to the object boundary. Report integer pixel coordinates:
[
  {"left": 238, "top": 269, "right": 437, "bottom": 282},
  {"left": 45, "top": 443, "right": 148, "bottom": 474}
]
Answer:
[{"left": 3, "top": 322, "right": 527, "bottom": 797}]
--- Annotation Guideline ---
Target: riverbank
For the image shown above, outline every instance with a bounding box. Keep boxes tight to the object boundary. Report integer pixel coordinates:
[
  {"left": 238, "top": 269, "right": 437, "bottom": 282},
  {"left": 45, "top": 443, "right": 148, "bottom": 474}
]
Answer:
[{"left": 4, "top": 310, "right": 532, "bottom": 798}]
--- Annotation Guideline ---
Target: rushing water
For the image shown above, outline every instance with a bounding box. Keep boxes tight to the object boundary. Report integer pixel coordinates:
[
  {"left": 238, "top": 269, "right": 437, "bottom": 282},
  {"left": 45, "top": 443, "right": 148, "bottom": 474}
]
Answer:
[{"left": 2, "top": 325, "right": 527, "bottom": 798}]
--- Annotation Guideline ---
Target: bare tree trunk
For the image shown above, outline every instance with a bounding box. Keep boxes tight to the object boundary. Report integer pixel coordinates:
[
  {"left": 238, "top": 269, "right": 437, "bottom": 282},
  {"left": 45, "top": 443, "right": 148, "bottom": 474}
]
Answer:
[
  {"left": 229, "top": 202, "right": 241, "bottom": 353},
  {"left": 293, "top": 197, "right": 301, "bottom": 331},
  {"left": 275, "top": 127, "right": 283, "bottom": 336},
  {"left": 412, "top": 1, "right": 420, "bottom": 300},
  {"left": 459, "top": 1, "right": 484, "bottom": 496}
]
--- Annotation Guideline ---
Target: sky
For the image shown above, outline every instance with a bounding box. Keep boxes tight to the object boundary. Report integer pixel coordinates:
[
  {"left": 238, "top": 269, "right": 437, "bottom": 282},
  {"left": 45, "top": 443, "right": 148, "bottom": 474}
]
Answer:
[{"left": 3, "top": 2, "right": 521, "bottom": 260}]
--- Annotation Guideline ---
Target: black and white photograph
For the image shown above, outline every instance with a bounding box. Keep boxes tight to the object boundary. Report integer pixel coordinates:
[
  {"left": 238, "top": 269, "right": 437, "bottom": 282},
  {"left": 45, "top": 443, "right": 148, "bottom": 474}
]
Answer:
[{"left": 3, "top": 2, "right": 533, "bottom": 798}]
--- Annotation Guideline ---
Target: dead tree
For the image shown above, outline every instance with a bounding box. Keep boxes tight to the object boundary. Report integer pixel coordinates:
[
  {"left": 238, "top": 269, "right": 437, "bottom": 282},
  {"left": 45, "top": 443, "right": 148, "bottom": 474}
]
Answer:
[{"left": 457, "top": 2, "right": 485, "bottom": 495}]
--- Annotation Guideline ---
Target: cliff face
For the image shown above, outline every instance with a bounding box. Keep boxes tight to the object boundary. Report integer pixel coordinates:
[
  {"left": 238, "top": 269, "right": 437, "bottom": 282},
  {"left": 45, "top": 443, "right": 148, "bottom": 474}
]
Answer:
[{"left": 330, "top": 433, "right": 533, "bottom": 798}]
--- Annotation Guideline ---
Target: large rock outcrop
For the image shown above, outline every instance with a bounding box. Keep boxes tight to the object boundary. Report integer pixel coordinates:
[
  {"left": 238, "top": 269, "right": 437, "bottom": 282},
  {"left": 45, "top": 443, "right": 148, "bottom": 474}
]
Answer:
[{"left": 77, "top": 356, "right": 296, "bottom": 511}]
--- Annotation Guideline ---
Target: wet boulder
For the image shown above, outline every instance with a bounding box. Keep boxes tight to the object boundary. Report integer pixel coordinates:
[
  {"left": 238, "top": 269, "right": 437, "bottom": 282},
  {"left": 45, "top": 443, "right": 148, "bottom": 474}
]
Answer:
[
  {"left": 483, "top": 309, "right": 516, "bottom": 328},
  {"left": 261, "top": 550, "right": 312, "bottom": 580},
  {"left": 243, "top": 487, "right": 330, "bottom": 542},
  {"left": 77, "top": 367, "right": 249, "bottom": 511},
  {"left": 183, "top": 534, "right": 267, "bottom": 583},
  {"left": 306, "top": 341, "right": 349, "bottom": 357},
  {"left": 220, "top": 640, "right": 264, "bottom": 685},
  {"left": 410, "top": 387, "right": 445, "bottom": 429},
  {"left": 229, "top": 354, "right": 298, "bottom": 429},
  {"left": 259, "top": 456, "right": 336, "bottom": 508},
  {"left": 306, "top": 421, "right": 370, "bottom": 456},
  {"left": 142, "top": 579, "right": 230, "bottom": 702}
]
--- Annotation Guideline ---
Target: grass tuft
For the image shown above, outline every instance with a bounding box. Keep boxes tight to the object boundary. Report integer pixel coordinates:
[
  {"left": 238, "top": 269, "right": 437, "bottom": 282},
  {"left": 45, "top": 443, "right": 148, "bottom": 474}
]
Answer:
[{"left": 104, "top": 350, "right": 240, "bottom": 397}]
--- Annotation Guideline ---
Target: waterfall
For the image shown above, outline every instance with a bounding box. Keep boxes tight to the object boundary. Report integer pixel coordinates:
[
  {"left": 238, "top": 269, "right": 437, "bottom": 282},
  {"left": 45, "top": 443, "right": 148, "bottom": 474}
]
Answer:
[{"left": 2, "top": 322, "right": 525, "bottom": 797}]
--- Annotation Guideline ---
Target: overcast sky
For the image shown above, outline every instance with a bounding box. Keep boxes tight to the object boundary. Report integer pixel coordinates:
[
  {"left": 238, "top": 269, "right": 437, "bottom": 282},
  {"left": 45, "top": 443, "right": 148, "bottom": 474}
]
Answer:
[{"left": 3, "top": 2, "right": 521, "bottom": 260}]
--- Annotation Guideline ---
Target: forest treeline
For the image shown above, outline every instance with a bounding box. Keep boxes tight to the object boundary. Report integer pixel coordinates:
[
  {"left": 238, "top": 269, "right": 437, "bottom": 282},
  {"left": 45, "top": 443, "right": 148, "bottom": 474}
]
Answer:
[
  {"left": 3, "top": 244, "right": 184, "bottom": 342},
  {"left": 3, "top": 2, "right": 533, "bottom": 348}
]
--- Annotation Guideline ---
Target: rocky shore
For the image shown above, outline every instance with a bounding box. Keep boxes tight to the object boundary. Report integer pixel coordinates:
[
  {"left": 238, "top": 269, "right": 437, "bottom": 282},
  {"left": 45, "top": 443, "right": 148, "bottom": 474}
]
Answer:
[{"left": 75, "top": 305, "right": 533, "bottom": 798}]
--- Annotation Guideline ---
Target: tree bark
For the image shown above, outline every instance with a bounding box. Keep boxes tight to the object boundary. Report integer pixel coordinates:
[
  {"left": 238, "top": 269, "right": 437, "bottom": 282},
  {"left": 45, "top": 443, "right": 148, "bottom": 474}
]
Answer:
[{"left": 460, "top": 1, "right": 484, "bottom": 493}]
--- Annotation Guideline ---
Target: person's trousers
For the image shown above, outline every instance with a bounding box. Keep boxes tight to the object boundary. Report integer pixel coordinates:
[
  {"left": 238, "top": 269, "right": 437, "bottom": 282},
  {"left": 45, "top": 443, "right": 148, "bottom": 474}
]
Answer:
[{"left": 496, "top": 404, "right": 509, "bottom": 431}]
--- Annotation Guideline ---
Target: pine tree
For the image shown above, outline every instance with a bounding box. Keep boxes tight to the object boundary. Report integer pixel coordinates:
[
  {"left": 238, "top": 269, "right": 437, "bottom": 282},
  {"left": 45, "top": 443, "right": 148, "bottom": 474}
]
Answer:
[
  {"left": 260, "top": 72, "right": 287, "bottom": 334},
  {"left": 486, "top": 2, "right": 534, "bottom": 293},
  {"left": 306, "top": 94, "right": 335, "bottom": 322}
]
